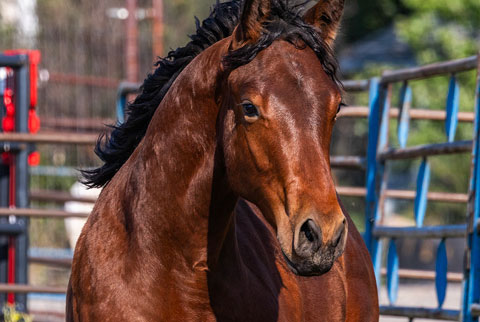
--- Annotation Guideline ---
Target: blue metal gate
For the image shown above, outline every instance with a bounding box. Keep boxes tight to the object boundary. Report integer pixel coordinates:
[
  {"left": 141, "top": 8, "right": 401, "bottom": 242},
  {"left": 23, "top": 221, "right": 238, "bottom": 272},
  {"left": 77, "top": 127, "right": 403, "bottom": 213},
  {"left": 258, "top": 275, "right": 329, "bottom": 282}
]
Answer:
[{"left": 361, "top": 54, "right": 480, "bottom": 321}]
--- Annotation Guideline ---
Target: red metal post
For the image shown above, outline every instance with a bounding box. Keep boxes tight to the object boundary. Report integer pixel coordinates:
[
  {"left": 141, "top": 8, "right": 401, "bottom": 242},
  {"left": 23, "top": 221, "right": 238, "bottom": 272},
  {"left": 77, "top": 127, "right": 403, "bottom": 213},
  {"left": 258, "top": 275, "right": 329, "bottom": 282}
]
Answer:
[
  {"left": 126, "top": 0, "right": 139, "bottom": 82},
  {"left": 152, "top": 0, "right": 164, "bottom": 59}
]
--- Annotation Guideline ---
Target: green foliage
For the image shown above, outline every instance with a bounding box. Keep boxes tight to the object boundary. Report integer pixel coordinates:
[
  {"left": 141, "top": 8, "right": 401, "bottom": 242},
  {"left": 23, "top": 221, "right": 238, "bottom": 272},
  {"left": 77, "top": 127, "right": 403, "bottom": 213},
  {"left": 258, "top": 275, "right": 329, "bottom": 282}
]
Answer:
[
  {"left": 341, "top": 0, "right": 409, "bottom": 43},
  {"left": 396, "top": 1, "right": 479, "bottom": 63}
]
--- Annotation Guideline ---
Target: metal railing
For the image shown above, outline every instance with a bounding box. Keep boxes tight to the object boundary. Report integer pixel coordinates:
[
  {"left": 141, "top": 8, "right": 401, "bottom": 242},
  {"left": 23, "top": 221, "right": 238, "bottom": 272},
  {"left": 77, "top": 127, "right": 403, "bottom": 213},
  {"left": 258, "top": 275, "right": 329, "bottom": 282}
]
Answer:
[
  {"left": 0, "top": 53, "right": 31, "bottom": 309},
  {"left": 362, "top": 53, "right": 480, "bottom": 321}
]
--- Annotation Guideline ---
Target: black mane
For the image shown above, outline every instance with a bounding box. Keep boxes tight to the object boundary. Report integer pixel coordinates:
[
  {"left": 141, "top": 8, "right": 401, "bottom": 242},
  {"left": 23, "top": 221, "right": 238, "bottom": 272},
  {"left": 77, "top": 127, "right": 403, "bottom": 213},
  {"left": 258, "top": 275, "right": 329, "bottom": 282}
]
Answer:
[{"left": 83, "top": 0, "right": 340, "bottom": 188}]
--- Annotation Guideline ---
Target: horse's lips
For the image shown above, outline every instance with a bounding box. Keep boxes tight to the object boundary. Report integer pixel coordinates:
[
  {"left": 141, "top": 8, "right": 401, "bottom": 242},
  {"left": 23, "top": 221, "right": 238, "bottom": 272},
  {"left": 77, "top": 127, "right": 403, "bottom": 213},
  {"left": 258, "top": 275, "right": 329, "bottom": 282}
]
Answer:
[
  {"left": 281, "top": 250, "right": 300, "bottom": 275},
  {"left": 281, "top": 245, "right": 340, "bottom": 277}
]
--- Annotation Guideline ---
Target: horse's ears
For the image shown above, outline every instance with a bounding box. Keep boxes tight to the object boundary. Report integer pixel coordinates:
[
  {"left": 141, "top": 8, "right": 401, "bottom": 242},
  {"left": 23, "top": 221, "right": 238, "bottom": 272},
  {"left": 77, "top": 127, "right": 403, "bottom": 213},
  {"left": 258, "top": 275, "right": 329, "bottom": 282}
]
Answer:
[
  {"left": 302, "top": 0, "right": 345, "bottom": 46},
  {"left": 230, "top": 0, "right": 271, "bottom": 50},
  {"left": 230, "top": 0, "right": 344, "bottom": 50}
]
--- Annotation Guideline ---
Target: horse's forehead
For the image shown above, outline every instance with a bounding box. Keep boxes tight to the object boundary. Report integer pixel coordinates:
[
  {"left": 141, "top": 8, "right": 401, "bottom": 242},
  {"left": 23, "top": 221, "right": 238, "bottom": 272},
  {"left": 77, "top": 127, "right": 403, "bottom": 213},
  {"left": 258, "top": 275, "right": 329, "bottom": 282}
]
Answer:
[
  {"left": 240, "top": 41, "right": 340, "bottom": 104},
  {"left": 242, "top": 41, "right": 333, "bottom": 83},
  {"left": 261, "top": 40, "right": 318, "bottom": 66}
]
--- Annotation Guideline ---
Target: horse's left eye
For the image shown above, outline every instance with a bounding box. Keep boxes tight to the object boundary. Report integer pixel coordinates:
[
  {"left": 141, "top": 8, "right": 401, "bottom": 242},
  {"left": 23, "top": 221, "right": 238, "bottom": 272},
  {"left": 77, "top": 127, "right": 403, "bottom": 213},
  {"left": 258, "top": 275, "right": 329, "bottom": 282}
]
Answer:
[
  {"left": 242, "top": 103, "right": 259, "bottom": 117},
  {"left": 242, "top": 102, "right": 260, "bottom": 123}
]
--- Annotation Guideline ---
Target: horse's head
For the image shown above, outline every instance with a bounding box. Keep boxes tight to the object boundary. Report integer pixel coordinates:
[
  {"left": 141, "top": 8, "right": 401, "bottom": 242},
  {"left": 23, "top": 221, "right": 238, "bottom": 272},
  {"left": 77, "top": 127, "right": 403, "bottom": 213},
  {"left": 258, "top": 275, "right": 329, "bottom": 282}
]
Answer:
[{"left": 219, "top": 0, "right": 346, "bottom": 276}]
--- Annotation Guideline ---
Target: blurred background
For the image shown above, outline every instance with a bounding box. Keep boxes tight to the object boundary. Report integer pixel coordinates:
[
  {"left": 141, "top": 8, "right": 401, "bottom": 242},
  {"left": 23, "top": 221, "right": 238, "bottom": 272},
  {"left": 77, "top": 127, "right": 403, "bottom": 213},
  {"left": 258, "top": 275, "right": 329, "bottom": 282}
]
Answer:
[{"left": 0, "top": 0, "right": 479, "bottom": 321}]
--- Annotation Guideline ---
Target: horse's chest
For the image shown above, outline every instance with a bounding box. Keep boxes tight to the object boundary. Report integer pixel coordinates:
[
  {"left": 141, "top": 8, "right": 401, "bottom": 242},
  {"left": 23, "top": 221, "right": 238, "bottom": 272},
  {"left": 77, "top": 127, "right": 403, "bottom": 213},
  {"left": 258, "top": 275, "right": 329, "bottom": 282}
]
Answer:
[
  {"left": 204, "top": 245, "right": 305, "bottom": 321},
  {"left": 207, "top": 269, "right": 297, "bottom": 322}
]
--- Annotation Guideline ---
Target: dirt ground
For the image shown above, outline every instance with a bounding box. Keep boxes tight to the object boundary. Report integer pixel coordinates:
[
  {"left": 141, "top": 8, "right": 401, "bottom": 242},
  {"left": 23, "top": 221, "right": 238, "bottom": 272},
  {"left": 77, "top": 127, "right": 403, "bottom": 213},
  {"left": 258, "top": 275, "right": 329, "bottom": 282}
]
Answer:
[{"left": 379, "top": 281, "right": 462, "bottom": 322}]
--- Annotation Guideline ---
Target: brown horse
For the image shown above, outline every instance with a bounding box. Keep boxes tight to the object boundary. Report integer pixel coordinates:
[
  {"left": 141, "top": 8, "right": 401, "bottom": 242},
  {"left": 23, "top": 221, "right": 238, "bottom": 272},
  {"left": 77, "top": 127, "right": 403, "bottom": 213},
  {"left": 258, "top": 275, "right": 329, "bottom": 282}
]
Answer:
[{"left": 67, "top": 0, "right": 378, "bottom": 320}]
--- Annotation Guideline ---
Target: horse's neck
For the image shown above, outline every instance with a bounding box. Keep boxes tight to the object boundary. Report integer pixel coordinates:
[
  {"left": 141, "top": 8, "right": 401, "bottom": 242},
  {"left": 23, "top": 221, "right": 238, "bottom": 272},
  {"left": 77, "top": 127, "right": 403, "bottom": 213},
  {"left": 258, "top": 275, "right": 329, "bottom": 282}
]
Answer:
[{"left": 120, "top": 38, "right": 239, "bottom": 273}]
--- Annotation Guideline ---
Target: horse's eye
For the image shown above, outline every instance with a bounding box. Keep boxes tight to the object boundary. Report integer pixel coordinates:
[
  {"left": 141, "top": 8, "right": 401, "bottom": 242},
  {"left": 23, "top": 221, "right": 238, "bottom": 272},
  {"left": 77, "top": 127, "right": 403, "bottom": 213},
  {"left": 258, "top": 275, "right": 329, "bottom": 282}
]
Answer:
[
  {"left": 242, "top": 102, "right": 260, "bottom": 122},
  {"left": 242, "top": 103, "right": 259, "bottom": 116}
]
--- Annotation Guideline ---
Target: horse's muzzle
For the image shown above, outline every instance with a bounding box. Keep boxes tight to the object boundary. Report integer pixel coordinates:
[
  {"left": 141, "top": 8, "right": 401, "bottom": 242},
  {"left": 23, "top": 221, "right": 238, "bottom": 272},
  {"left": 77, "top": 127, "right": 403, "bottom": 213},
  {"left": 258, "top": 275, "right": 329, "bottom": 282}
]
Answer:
[{"left": 283, "top": 218, "right": 347, "bottom": 276}]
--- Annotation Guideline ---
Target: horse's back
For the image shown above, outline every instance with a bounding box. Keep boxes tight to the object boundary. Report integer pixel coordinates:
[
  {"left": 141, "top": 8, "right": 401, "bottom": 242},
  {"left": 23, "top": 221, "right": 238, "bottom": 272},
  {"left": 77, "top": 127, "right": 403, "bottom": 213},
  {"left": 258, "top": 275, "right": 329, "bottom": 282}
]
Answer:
[{"left": 235, "top": 200, "right": 378, "bottom": 322}]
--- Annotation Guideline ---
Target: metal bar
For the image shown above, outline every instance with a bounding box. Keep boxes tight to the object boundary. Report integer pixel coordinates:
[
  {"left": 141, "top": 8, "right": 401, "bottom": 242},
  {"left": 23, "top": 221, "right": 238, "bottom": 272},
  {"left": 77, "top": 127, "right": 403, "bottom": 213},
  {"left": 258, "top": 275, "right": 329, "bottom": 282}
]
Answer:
[
  {"left": 117, "top": 81, "right": 141, "bottom": 123},
  {"left": 386, "top": 239, "right": 399, "bottom": 304},
  {"left": 15, "top": 59, "right": 30, "bottom": 309},
  {"left": 381, "top": 55, "right": 477, "bottom": 83},
  {"left": 380, "top": 268, "right": 463, "bottom": 282},
  {"left": 336, "top": 106, "right": 369, "bottom": 118},
  {"left": 30, "top": 190, "right": 96, "bottom": 204},
  {"left": 0, "top": 65, "right": 8, "bottom": 306},
  {"left": 0, "top": 132, "right": 98, "bottom": 145},
  {"left": 28, "top": 310, "right": 65, "bottom": 320},
  {"left": 414, "top": 158, "right": 430, "bottom": 227},
  {"left": 0, "top": 164, "right": 8, "bottom": 306},
  {"left": 30, "top": 166, "right": 81, "bottom": 177},
  {"left": 378, "top": 140, "right": 472, "bottom": 161},
  {"left": 388, "top": 190, "right": 468, "bottom": 203},
  {"left": 28, "top": 256, "right": 72, "bottom": 268},
  {"left": 0, "top": 55, "right": 28, "bottom": 68},
  {"left": 152, "top": 0, "right": 164, "bottom": 58},
  {"left": 342, "top": 79, "right": 369, "bottom": 92},
  {"left": 330, "top": 156, "right": 366, "bottom": 170},
  {"left": 126, "top": 0, "right": 139, "bottom": 82},
  {"left": 363, "top": 78, "right": 385, "bottom": 288},
  {"left": 463, "top": 52, "right": 480, "bottom": 322},
  {"left": 377, "top": 85, "right": 393, "bottom": 226},
  {"left": 336, "top": 186, "right": 468, "bottom": 203},
  {"left": 0, "top": 283, "right": 66, "bottom": 294},
  {"left": 372, "top": 224, "right": 467, "bottom": 239},
  {"left": 397, "top": 83, "right": 412, "bottom": 148},
  {"left": 0, "top": 143, "right": 25, "bottom": 153},
  {"left": 40, "top": 116, "right": 114, "bottom": 132},
  {"left": 337, "top": 106, "right": 475, "bottom": 122},
  {"left": 435, "top": 239, "right": 448, "bottom": 308},
  {"left": 379, "top": 306, "right": 459, "bottom": 321},
  {"left": 378, "top": 84, "right": 392, "bottom": 152},
  {"left": 336, "top": 186, "right": 367, "bottom": 197},
  {"left": 0, "top": 224, "right": 26, "bottom": 236},
  {"left": 373, "top": 85, "right": 393, "bottom": 291},
  {"left": 0, "top": 208, "right": 89, "bottom": 218},
  {"left": 445, "top": 75, "right": 460, "bottom": 142},
  {"left": 117, "top": 81, "right": 141, "bottom": 95}
]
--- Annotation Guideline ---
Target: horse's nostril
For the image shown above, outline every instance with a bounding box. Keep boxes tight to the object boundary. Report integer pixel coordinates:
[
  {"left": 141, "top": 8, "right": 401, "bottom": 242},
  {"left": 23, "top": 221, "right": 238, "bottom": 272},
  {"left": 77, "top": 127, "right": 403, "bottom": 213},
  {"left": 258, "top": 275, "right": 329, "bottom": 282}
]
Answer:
[
  {"left": 304, "top": 226, "right": 314, "bottom": 242},
  {"left": 296, "top": 220, "right": 322, "bottom": 258},
  {"left": 300, "top": 220, "right": 318, "bottom": 243}
]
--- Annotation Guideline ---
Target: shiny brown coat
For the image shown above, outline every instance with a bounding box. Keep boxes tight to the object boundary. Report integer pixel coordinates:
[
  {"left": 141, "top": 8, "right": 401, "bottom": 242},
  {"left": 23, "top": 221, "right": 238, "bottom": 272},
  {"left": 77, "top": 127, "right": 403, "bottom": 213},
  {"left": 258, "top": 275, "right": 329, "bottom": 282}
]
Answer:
[{"left": 67, "top": 1, "right": 379, "bottom": 321}]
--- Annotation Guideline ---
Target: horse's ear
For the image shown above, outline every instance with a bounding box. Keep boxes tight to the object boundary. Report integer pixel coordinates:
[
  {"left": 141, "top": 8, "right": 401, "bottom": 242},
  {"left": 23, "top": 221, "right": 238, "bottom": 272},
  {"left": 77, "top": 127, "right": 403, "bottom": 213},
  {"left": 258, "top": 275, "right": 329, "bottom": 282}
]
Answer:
[
  {"left": 302, "top": 0, "right": 345, "bottom": 46},
  {"left": 230, "top": 0, "right": 272, "bottom": 50}
]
